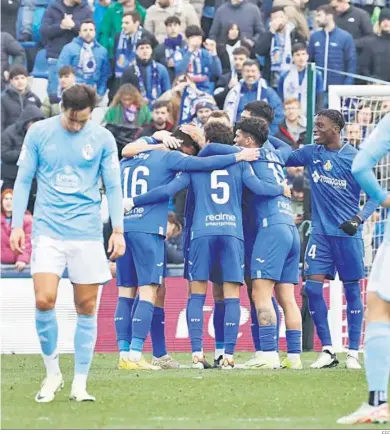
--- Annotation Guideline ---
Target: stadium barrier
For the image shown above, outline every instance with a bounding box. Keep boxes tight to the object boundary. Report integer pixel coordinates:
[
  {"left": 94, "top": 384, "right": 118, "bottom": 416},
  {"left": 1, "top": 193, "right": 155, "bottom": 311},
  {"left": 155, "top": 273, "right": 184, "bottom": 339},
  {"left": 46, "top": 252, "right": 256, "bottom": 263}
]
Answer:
[{"left": 1, "top": 265, "right": 365, "bottom": 354}]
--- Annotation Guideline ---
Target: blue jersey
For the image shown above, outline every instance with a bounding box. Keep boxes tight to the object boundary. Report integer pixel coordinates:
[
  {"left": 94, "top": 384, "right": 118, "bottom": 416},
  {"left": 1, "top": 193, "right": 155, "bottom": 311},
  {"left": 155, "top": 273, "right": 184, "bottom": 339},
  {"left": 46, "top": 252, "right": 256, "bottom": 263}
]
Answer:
[
  {"left": 352, "top": 113, "right": 390, "bottom": 245},
  {"left": 124, "top": 148, "right": 239, "bottom": 235},
  {"left": 12, "top": 116, "right": 123, "bottom": 240},
  {"left": 286, "top": 143, "right": 379, "bottom": 238}
]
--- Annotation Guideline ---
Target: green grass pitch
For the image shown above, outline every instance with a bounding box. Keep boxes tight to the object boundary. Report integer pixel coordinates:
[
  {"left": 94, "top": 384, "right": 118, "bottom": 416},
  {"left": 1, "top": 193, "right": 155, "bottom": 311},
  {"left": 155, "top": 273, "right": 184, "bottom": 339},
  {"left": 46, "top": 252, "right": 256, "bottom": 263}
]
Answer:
[{"left": 1, "top": 352, "right": 374, "bottom": 429}]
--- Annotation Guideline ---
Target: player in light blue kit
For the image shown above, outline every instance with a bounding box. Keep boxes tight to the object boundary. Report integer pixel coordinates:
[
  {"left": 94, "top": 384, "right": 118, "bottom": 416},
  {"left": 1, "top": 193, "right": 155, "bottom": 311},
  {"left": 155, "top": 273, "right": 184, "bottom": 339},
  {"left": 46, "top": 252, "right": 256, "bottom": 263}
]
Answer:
[
  {"left": 117, "top": 133, "right": 260, "bottom": 370},
  {"left": 285, "top": 109, "right": 379, "bottom": 369},
  {"left": 338, "top": 114, "right": 390, "bottom": 424},
  {"left": 10, "top": 85, "right": 125, "bottom": 403}
]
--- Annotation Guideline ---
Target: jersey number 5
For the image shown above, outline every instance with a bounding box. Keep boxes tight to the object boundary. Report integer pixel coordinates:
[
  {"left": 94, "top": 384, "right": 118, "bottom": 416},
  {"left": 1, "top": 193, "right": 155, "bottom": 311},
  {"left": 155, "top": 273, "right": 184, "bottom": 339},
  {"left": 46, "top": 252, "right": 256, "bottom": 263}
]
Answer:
[
  {"left": 211, "top": 170, "right": 230, "bottom": 205},
  {"left": 123, "top": 166, "right": 150, "bottom": 198}
]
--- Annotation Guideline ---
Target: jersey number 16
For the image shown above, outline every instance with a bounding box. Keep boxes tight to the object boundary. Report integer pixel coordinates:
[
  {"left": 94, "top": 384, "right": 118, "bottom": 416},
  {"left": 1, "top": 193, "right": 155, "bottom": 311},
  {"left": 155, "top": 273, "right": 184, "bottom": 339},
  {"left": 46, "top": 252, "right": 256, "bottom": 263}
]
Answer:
[{"left": 123, "top": 166, "right": 150, "bottom": 198}]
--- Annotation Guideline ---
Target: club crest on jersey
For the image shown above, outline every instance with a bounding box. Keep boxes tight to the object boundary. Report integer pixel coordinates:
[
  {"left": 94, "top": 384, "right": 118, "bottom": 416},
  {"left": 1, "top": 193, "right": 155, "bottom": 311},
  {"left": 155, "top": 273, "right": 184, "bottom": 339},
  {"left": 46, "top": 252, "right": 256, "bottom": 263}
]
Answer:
[
  {"left": 323, "top": 160, "right": 333, "bottom": 171},
  {"left": 82, "top": 144, "right": 94, "bottom": 161}
]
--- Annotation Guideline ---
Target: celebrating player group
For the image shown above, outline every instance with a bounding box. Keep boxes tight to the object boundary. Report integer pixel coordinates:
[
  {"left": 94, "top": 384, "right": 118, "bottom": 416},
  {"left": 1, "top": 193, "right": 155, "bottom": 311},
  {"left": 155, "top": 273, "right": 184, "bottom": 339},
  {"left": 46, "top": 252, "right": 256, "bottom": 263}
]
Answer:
[{"left": 9, "top": 84, "right": 390, "bottom": 425}]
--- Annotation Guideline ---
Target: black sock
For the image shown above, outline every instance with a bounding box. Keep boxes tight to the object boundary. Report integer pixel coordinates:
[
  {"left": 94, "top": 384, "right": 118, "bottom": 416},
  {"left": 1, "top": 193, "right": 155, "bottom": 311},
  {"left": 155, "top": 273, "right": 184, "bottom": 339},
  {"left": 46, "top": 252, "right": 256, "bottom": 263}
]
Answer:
[{"left": 369, "top": 391, "right": 387, "bottom": 407}]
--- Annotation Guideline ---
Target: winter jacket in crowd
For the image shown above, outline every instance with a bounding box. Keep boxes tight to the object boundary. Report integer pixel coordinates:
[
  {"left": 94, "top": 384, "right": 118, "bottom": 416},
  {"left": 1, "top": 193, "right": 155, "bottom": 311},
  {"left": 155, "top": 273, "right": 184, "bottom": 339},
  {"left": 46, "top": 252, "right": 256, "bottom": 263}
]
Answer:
[
  {"left": 308, "top": 26, "right": 356, "bottom": 90},
  {"left": 360, "top": 32, "right": 390, "bottom": 82},
  {"left": 103, "top": 103, "right": 152, "bottom": 127},
  {"left": 214, "top": 69, "right": 243, "bottom": 109},
  {"left": 1, "top": 32, "right": 25, "bottom": 91},
  {"left": 335, "top": 5, "right": 373, "bottom": 47},
  {"left": 41, "top": 96, "right": 61, "bottom": 118},
  {"left": 209, "top": 0, "right": 265, "bottom": 44},
  {"left": 1, "top": 105, "right": 45, "bottom": 185},
  {"left": 144, "top": 2, "right": 200, "bottom": 44},
  {"left": 274, "top": 118, "right": 307, "bottom": 150},
  {"left": 57, "top": 36, "right": 110, "bottom": 97},
  {"left": 1, "top": 0, "right": 20, "bottom": 37},
  {"left": 1, "top": 213, "right": 32, "bottom": 265},
  {"left": 98, "top": 1, "right": 147, "bottom": 58},
  {"left": 154, "top": 36, "right": 187, "bottom": 83},
  {"left": 40, "top": 0, "right": 93, "bottom": 59},
  {"left": 1, "top": 85, "right": 41, "bottom": 131}
]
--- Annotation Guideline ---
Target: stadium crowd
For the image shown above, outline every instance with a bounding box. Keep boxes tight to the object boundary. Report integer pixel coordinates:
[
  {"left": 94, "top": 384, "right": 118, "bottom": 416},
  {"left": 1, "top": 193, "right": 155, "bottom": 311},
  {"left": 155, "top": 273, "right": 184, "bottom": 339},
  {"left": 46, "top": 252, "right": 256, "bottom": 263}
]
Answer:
[{"left": 1, "top": 0, "right": 390, "bottom": 270}]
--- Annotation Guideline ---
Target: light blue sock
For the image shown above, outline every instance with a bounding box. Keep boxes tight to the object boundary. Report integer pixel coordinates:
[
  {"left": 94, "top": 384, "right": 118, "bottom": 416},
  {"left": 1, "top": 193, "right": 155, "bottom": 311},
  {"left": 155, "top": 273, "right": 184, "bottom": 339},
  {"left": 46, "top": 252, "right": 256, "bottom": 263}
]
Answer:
[
  {"left": 36, "top": 308, "right": 58, "bottom": 356},
  {"left": 74, "top": 314, "right": 97, "bottom": 376},
  {"left": 344, "top": 281, "right": 364, "bottom": 351},
  {"left": 365, "top": 322, "right": 390, "bottom": 401}
]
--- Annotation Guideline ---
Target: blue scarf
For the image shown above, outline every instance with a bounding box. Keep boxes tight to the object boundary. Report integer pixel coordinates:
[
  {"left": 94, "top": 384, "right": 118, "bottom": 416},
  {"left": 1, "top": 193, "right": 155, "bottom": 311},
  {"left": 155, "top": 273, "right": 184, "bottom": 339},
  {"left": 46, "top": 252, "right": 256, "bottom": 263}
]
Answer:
[
  {"left": 187, "top": 48, "right": 208, "bottom": 76},
  {"left": 115, "top": 27, "right": 143, "bottom": 78},
  {"left": 164, "top": 35, "right": 184, "bottom": 63},
  {"left": 134, "top": 60, "right": 160, "bottom": 105},
  {"left": 178, "top": 85, "right": 201, "bottom": 125},
  {"left": 78, "top": 41, "right": 96, "bottom": 81}
]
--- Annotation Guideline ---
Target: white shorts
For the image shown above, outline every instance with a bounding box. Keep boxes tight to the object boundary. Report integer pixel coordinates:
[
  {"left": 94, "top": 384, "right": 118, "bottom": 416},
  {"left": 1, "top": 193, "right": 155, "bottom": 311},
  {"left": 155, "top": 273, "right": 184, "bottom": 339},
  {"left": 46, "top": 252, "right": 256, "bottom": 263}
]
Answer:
[
  {"left": 367, "top": 242, "right": 390, "bottom": 302},
  {"left": 31, "top": 236, "right": 112, "bottom": 284}
]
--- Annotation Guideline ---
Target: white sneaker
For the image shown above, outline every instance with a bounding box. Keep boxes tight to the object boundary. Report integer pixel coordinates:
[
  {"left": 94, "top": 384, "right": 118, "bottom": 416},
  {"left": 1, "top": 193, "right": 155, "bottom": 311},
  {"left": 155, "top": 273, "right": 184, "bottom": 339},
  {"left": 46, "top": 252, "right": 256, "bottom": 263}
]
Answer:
[
  {"left": 310, "top": 350, "right": 339, "bottom": 369},
  {"left": 235, "top": 354, "right": 265, "bottom": 369},
  {"left": 35, "top": 374, "right": 64, "bottom": 403},
  {"left": 345, "top": 354, "right": 362, "bottom": 370},
  {"left": 337, "top": 402, "right": 389, "bottom": 424},
  {"left": 236, "top": 354, "right": 280, "bottom": 370},
  {"left": 69, "top": 387, "right": 96, "bottom": 402}
]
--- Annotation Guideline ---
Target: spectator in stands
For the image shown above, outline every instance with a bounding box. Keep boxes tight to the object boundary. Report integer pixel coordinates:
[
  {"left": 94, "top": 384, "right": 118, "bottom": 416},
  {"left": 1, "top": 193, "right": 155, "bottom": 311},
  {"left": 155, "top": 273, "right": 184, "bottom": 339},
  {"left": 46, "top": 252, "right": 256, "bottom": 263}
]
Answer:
[
  {"left": 193, "top": 99, "right": 217, "bottom": 127},
  {"left": 216, "top": 23, "right": 252, "bottom": 74},
  {"left": 174, "top": 26, "right": 221, "bottom": 94},
  {"left": 42, "top": 65, "right": 76, "bottom": 117},
  {"left": 223, "top": 59, "right": 283, "bottom": 133},
  {"left": 40, "top": 0, "right": 93, "bottom": 103},
  {"left": 57, "top": 20, "right": 110, "bottom": 102},
  {"left": 277, "top": 43, "right": 324, "bottom": 116},
  {"left": 1, "top": 106, "right": 45, "bottom": 192},
  {"left": 308, "top": 5, "right": 357, "bottom": 91},
  {"left": 273, "top": 0, "right": 311, "bottom": 39},
  {"left": 209, "top": 0, "right": 265, "bottom": 46},
  {"left": 103, "top": 83, "right": 152, "bottom": 127},
  {"left": 136, "top": 100, "right": 173, "bottom": 137},
  {"left": 214, "top": 46, "right": 249, "bottom": 109},
  {"left": 345, "top": 122, "right": 362, "bottom": 146},
  {"left": 144, "top": 0, "right": 200, "bottom": 44},
  {"left": 1, "top": 189, "right": 32, "bottom": 271},
  {"left": 255, "top": 6, "right": 308, "bottom": 88},
  {"left": 286, "top": 165, "right": 304, "bottom": 184},
  {"left": 1, "top": 0, "right": 20, "bottom": 38},
  {"left": 19, "top": 0, "right": 36, "bottom": 42},
  {"left": 94, "top": 0, "right": 111, "bottom": 35},
  {"left": 290, "top": 175, "right": 304, "bottom": 225},
  {"left": 274, "top": 97, "right": 307, "bottom": 149},
  {"left": 360, "top": 8, "right": 390, "bottom": 82},
  {"left": 1, "top": 66, "right": 41, "bottom": 131},
  {"left": 120, "top": 39, "right": 171, "bottom": 108},
  {"left": 165, "top": 212, "right": 184, "bottom": 264},
  {"left": 154, "top": 16, "right": 187, "bottom": 84},
  {"left": 98, "top": 0, "right": 146, "bottom": 58},
  {"left": 306, "top": 0, "right": 328, "bottom": 30},
  {"left": 356, "top": 101, "right": 375, "bottom": 138},
  {"left": 1, "top": 33, "right": 25, "bottom": 91},
  {"left": 331, "top": 0, "right": 373, "bottom": 41}
]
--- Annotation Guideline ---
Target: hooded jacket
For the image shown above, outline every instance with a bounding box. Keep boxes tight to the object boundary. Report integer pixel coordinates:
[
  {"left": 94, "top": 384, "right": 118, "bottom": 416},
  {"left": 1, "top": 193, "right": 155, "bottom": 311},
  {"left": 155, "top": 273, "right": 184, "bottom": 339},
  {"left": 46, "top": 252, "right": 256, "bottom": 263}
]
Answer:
[{"left": 1, "top": 105, "right": 45, "bottom": 183}]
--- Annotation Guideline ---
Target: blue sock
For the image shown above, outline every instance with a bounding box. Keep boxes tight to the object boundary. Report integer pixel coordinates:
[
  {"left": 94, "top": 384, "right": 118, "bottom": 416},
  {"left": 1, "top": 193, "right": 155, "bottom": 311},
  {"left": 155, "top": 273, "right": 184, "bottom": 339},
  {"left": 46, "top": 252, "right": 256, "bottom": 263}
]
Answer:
[
  {"left": 114, "top": 297, "right": 134, "bottom": 352},
  {"left": 74, "top": 314, "right": 97, "bottom": 376},
  {"left": 286, "top": 329, "right": 302, "bottom": 354},
  {"left": 259, "top": 325, "right": 277, "bottom": 352},
  {"left": 187, "top": 294, "right": 205, "bottom": 353},
  {"left": 250, "top": 302, "right": 261, "bottom": 352},
  {"left": 305, "top": 280, "right": 332, "bottom": 347},
  {"left": 131, "top": 294, "right": 139, "bottom": 317},
  {"left": 130, "top": 300, "right": 154, "bottom": 353},
  {"left": 272, "top": 296, "right": 280, "bottom": 351},
  {"left": 36, "top": 308, "right": 58, "bottom": 356},
  {"left": 151, "top": 307, "right": 167, "bottom": 358},
  {"left": 344, "top": 281, "right": 364, "bottom": 351},
  {"left": 365, "top": 322, "right": 390, "bottom": 404},
  {"left": 213, "top": 301, "right": 225, "bottom": 352},
  {"left": 224, "top": 298, "right": 240, "bottom": 355}
]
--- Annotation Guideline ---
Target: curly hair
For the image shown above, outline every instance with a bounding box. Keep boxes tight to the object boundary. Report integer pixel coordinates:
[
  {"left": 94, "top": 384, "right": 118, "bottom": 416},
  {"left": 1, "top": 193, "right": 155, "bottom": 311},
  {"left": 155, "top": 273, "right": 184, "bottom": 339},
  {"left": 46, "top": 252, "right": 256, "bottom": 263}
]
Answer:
[
  {"left": 111, "top": 83, "right": 145, "bottom": 108},
  {"left": 316, "top": 109, "right": 345, "bottom": 132},
  {"left": 235, "top": 117, "right": 269, "bottom": 147}
]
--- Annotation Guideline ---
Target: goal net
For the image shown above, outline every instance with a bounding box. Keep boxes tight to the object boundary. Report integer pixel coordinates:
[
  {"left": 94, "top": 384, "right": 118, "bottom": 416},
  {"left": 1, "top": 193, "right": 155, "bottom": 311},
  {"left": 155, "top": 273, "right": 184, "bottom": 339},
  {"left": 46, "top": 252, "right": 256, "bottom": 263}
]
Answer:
[{"left": 327, "top": 85, "right": 390, "bottom": 352}]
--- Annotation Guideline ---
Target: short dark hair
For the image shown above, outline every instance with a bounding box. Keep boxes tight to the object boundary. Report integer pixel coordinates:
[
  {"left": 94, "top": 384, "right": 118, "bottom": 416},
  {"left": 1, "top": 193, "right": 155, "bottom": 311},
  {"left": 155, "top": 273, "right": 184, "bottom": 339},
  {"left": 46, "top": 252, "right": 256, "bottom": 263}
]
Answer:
[
  {"left": 292, "top": 42, "right": 307, "bottom": 55},
  {"left": 242, "top": 59, "right": 261, "bottom": 70},
  {"left": 204, "top": 122, "right": 234, "bottom": 145},
  {"left": 317, "top": 4, "right": 334, "bottom": 16},
  {"left": 9, "top": 65, "right": 28, "bottom": 80},
  {"left": 136, "top": 38, "right": 152, "bottom": 49},
  {"left": 243, "top": 101, "right": 275, "bottom": 125},
  {"left": 172, "top": 127, "right": 200, "bottom": 154},
  {"left": 123, "top": 10, "right": 141, "bottom": 23},
  {"left": 62, "top": 84, "right": 96, "bottom": 112},
  {"left": 271, "top": 5, "right": 285, "bottom": 14},
  {"left": 185, "top": 25, "right": 203, "bottom": 39},
  {"left": 165, "top": 15, "right": 181, "bottom": 26},
  {"left": 232, "top": 46, "right": 250, "bottom": 57},
  {"left": 235, "top": 117, "right": 269, "bottom": 148},
  {"left": 316, "top": 109, "right": 345, "bottom": 132},
  {"left": 80, "top": 19, "right": 96, "bottom": 30},
  {"left": 58, "top": 65, "right": 75, "bottom": 77},
  {"left": 152, "top": 100, "right": 169, "bottom": 111}
]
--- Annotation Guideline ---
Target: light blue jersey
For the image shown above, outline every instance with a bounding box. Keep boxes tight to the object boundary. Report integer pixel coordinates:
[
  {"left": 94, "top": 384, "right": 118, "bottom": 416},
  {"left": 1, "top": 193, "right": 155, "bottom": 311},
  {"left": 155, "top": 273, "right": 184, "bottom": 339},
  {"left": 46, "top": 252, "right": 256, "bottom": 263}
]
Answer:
[
  {"left": 12, "top": 116, "right": 123, "bottom": 240},
  {"left": 352, "top": 114, "right": 390, "bottom": 245}
]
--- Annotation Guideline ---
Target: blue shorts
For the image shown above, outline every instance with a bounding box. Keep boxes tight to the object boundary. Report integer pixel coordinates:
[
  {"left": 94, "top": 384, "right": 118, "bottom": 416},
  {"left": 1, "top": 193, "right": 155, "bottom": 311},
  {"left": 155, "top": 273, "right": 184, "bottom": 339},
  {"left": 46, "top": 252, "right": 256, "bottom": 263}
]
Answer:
[
  {"left": 251, "top": 224, "right": 300, "bottom": 284},
  {"left": 304, "top": 233, "right": 365, "bottom": 281},
  {"left": 116, "top": 232, "right": 165, "bottom": 287},
  {"left": 188, "top": 235, "right": 245, "bottom": 284}
]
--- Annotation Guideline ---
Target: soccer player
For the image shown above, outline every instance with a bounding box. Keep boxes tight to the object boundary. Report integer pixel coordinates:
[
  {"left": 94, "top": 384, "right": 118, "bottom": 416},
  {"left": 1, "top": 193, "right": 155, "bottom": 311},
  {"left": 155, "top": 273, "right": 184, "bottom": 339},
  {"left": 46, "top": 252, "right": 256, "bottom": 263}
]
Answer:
[
  {"left": 338, "top": 114, "right": 390, "bottom": 424},
  {"left": 285, "top": 109, "right": 379, "bottom": 369},
  {"left": 9, "top": 84, "right": 125, "bottom": 403},
  {"left": 235, "top": 117, "right": 302, "bottom": 369},
  {"left": 117, "top": 131, "right": 260, "bottom": 370}
]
